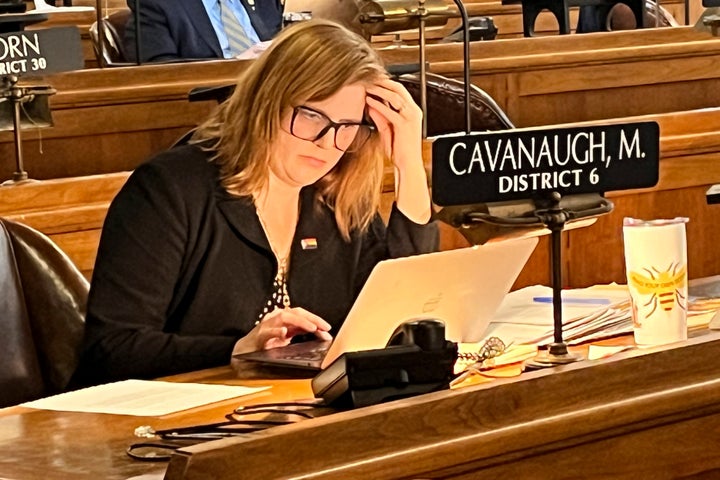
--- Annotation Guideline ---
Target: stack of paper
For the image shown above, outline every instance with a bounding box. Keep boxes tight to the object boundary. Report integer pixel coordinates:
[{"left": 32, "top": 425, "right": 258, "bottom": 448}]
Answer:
[
  {"left": 529, "top": 299, "right": 633, "bottom": 346},
  {"left": 485, "top": 284, "right": 718, "bottom": 348},
  {"left": 484, "top": 284, "right": 631, "bottom": 347}
]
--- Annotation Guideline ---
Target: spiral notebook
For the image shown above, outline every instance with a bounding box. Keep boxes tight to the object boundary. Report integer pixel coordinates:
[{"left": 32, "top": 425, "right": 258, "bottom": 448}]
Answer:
[{"left": 235, "top": 237, "right": 538, "bottom": 371}]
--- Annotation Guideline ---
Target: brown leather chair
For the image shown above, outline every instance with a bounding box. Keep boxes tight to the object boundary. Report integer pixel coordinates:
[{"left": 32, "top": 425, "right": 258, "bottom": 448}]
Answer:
[
  {"left": 0, "top": 218, "right": 88, "bottom": 408},
  {"left": 606, "top": 0, "right": 678, "bottom": 29},
  {"left": 398, "top": 72, "right": 514, "bottom": 135},
  {"left": 89, "top": 10, "right": 132, "bottom": 66}
]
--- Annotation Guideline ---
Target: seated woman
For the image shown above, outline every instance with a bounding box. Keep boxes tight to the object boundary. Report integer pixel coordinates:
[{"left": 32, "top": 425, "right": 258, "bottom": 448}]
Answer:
[{"left": 72, "top": 19, "right": 438, "bottom": 386}]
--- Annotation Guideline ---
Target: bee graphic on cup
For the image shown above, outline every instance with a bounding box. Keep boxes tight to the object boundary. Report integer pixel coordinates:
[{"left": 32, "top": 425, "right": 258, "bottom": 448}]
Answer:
[{"left": 628, "top": 262, "right": 687, "bottom": 327}]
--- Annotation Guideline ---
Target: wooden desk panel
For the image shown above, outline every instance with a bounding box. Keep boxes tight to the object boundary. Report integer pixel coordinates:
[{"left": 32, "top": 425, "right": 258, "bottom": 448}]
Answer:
[
  {"left": 163, "top": 330, "right": 720, "bottom": 479},
  {"left": 0, "top": 172, "right": 130, "bottom": 278},
  {"left": 1, "top": 331, "right": 719, "bottom": 479}
]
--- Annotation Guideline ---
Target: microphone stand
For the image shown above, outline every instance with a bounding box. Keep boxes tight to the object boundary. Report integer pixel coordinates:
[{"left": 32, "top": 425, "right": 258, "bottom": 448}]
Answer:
[
  {"left": 135, "top": 0, "right": 141, "bottom": 65},
  {"left": 95, "top": 0, "right": 104, "bottom": 67},
  {"left": 454, "top": 192, "right": 614, "bottom": 368},
  {"left": 417, "top": 0, "right": 472, "bottom": 135},
  {"left": 449, "top": 0, "right": 471, "bottom": 134},
  {"left": 359, "top": 0, "right": 471, "bottom": 136},
  {"left": 0, "top": 75, "right": 56, "bottom": 186},
  {"left": 1, "top": 75, "right": 29, "bottom": 184}
]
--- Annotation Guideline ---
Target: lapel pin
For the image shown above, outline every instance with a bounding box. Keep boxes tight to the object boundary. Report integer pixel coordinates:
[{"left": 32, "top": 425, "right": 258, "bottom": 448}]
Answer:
[{"left": 301, "top": 238, "right": 318, "bottom": 250}]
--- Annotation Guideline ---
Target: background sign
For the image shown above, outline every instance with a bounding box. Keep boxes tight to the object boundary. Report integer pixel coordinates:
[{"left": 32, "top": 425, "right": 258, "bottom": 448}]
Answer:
[
  {"left": 432, "top": 122, "right": 659, "bottom": 206},
  {"left": 0, "top": 27, "right": 83, "bottom": 76}
]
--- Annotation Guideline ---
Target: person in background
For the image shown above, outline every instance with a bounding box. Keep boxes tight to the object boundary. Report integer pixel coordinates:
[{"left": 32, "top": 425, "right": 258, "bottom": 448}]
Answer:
[
  {"left": 72, "top": 19, "right": 438, "bottom": 386},
  {"left": 123, "top": 0, "right": 283, "bottom": 62}
]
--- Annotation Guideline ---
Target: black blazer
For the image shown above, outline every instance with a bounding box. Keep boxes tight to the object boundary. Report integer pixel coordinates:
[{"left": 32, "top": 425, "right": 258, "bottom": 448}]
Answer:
[
  {"left": 72, "top": 145, "right": 438, "bottom": 386},
  {"left": 124, "top": 0, "right": 283, "bottom": 62}
]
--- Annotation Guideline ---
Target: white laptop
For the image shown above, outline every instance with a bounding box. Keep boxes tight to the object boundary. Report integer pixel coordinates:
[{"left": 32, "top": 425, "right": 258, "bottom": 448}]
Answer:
[{"left": 235, "top": 236, "right": 538, "bottom": 371}]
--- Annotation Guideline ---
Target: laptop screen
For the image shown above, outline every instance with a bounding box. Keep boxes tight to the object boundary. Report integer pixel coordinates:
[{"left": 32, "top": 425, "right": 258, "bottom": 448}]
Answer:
[{"left": 320, "top": 236, "right": 538, "bottom": 368}]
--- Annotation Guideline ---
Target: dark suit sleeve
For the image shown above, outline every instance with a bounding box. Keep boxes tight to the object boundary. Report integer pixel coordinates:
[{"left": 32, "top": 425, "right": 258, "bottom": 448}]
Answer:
[
  {"left": 386, "top": 203, "right": 439, "bottom": 258},
  {"left": 124, "top": 0, "right": 181, "bottom": 62},
  {"left": 73, "top": 159, "right": 237, "bottom": 386}
]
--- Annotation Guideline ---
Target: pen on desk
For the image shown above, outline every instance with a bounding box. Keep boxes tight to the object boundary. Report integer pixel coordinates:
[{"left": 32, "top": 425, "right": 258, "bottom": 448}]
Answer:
[{"left": 532, "top": 296, "right": 612, "bottom": 305}]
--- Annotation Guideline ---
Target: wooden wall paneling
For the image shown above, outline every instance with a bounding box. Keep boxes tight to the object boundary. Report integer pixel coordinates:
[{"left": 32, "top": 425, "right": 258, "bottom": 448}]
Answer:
[
  {"left": 0, "top": 60, "right": 242, "bottom": 180},
  {"left": 566, "top": 185, "right": 720, "bottom": 286},
  {"left": 0, "top": 172, "right": 130, "bottom": 278}
]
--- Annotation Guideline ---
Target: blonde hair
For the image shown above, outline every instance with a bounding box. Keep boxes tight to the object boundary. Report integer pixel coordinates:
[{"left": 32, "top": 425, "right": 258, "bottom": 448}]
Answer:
[{"left": 192, "top": 20, "right": 387, "bottom": 240}]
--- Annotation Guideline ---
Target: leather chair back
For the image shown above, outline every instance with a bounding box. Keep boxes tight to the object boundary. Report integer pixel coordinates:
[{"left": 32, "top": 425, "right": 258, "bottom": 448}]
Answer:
[
  {"left": 0, "top": 218, "right": 88, "bottom": 407},
  {"left": 397, "top": 72, "right": 514, "bottom": 135}
]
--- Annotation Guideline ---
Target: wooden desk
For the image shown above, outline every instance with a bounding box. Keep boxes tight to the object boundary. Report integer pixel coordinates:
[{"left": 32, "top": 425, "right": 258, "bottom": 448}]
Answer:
[
  {"left": 0, "top": 371, "right": 314, "bottom": 479},
  {"left": 3, "top": 26, "right": 720, "bottom": 182},
  {"left": 2, "top": 330, "right": 720, "bottom": 479}
]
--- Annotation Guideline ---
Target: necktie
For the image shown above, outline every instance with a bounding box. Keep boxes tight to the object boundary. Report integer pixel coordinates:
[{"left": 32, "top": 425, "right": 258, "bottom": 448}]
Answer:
[{"left": 220, "top": 0, "right": 252, "bottom": 55}]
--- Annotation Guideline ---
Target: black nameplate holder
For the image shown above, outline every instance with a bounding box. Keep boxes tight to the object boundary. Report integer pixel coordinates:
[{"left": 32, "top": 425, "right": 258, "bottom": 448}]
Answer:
[
  {"left": 432, "top": 122, "right": 659, "bottom": 206},
  {"left": 431, "top": 121, "right": 660, "bottom": 368},
  {"left": 0, "top": 27, "right": 84, "bottom": 185}
]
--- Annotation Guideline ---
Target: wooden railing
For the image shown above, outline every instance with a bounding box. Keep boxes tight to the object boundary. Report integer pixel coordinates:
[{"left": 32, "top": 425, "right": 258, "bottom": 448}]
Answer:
[
  {"left": 5, "top": 26, "right": 720, "bottom": 184},
  {"left": 2, "top": 107, "right": 720, "bottom": 286}
]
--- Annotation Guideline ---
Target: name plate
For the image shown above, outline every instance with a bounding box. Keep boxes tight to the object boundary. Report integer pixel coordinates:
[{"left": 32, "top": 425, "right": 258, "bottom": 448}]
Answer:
[
  {"left": 431, "top": 122, "right": 659, "bottom": 206},
  {"left": 0, "top": 27, "right": 83, "bottom": 76}
]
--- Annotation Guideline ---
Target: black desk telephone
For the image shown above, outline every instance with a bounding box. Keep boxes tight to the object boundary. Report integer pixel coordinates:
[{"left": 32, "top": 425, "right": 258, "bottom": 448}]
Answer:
[{"left": 311, "top": 319, "right": 458, "bottom": 409}]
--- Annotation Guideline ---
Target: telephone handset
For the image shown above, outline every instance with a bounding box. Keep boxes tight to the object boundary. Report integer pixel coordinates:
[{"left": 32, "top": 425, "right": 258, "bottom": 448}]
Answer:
[
  {"left": 311, "top": 319, "right": 458, "bottom": 409},
  {"left": 387, "top": 318, "right": 450, "bottom": 350}
]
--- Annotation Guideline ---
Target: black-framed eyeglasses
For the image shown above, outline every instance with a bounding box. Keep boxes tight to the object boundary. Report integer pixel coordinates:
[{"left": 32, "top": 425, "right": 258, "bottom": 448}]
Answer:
[{"left": 290, "top": 105, "right": 375, "bottom": 152}]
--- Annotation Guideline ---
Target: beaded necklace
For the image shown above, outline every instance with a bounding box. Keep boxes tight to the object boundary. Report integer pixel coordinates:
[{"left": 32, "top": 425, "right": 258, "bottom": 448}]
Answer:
[{"left": 255, "top": 207, "right": 292, "bottom": 324}]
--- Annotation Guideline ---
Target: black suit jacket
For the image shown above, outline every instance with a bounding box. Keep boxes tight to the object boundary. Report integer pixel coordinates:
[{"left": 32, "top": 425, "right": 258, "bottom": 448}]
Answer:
[
  {"left": 72, "top": 145, "right": 438, "bottom": 386},
  {"left": 124, "top": 0, "right": 283, "bottom": 62}
]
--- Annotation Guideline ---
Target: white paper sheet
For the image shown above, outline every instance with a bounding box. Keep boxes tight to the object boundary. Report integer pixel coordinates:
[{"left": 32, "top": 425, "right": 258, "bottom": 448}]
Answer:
[
  {"left": 32, "top": 0, "right": 95, "bottom": 12},
  {"left": 22, "top": 380, "right": 269, "bottom": 416}
]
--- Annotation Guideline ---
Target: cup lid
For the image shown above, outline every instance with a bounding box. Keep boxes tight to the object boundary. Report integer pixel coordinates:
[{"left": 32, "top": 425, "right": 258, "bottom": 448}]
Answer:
[{"left": 623, "top": 217, "right": 689, "bottom": 227}]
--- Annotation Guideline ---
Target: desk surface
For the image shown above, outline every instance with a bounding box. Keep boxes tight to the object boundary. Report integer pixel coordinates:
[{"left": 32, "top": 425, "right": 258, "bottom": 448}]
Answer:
[
  {"left": 2, "top": 330, "right": 720, "bottom": 479},
  {"left": 0, "top": 372, "right": 313, "bottom": 479}
]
